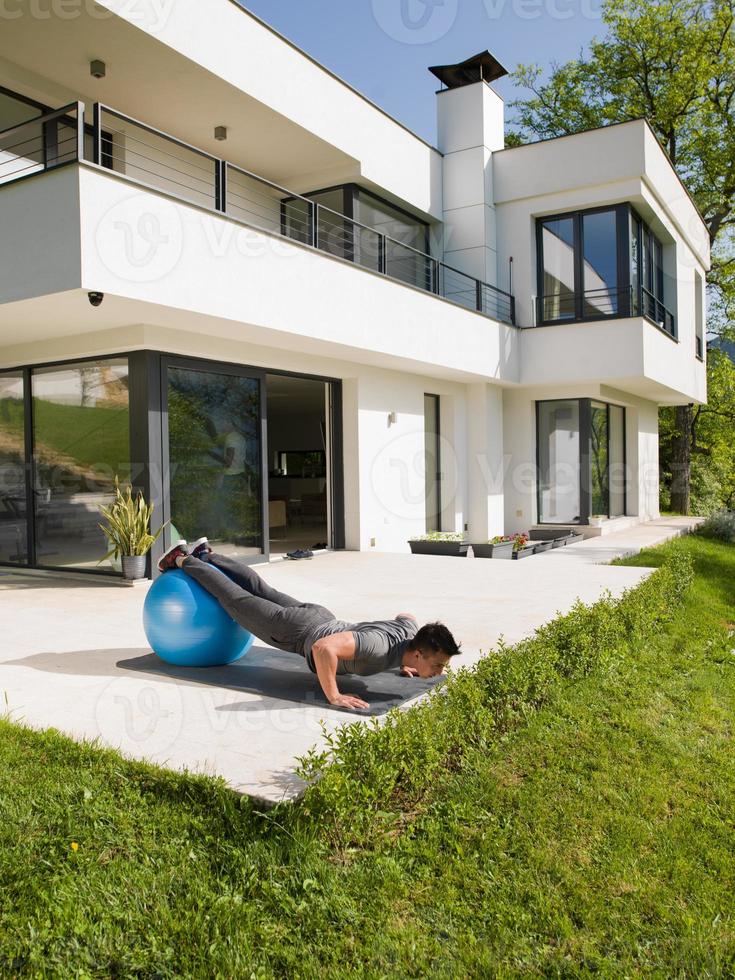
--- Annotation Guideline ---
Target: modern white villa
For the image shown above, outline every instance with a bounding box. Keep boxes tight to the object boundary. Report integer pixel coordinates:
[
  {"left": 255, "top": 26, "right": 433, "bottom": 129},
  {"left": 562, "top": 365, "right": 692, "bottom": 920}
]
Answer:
[{"left": 0, "top": 0, "right": 709, "bottom": 577}]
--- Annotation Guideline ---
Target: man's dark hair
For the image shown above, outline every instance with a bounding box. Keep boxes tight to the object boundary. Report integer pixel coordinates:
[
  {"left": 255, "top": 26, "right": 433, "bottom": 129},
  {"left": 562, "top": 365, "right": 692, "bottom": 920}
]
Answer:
[{"left": 411, "top": 622, "right": 461, "bottom": 659}]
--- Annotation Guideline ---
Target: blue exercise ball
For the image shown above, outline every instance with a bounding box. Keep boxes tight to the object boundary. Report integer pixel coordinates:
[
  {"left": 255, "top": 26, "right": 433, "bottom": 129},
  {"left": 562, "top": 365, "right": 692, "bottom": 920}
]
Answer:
[{"left": 143, "top": 568, "right": 254, "bottom": 667}]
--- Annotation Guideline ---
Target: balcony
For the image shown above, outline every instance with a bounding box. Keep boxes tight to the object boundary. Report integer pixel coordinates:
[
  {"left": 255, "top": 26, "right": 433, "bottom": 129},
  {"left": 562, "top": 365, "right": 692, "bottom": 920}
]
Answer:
[
  {"left": 0, "top": 101, "right": 515, "bottom": 326},
  {"left": 534, "top": 286, "right": 676, "bottom": 341}
]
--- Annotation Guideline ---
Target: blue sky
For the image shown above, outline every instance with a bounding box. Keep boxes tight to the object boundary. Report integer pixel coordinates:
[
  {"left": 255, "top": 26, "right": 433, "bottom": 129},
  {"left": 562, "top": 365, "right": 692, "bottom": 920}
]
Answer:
[{"left": 238, "top": 0, "right": 605, "bottom": 144}]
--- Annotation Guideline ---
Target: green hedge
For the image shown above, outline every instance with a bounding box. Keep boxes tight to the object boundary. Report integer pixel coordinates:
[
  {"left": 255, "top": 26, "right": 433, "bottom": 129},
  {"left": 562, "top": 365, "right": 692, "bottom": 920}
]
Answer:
[{"left": 295, "top": 552, "right": 693, "bottom": 838}]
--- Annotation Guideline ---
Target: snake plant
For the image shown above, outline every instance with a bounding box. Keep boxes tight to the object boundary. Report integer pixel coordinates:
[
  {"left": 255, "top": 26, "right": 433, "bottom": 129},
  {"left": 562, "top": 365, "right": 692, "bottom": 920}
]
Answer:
[{"left": 98, "top": 480, "right": 166, "bottom": 561}]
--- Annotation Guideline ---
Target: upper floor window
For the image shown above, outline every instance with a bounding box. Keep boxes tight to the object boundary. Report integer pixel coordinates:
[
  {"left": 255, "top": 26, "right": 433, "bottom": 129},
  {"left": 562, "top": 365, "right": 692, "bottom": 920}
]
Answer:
[{"left": 536, "top": 204, "right": 676, "bottom": 338}]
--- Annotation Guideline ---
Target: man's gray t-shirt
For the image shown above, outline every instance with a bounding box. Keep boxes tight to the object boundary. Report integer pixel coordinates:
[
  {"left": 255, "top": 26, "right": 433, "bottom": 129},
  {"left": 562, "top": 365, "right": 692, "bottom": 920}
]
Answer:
[{"left": 302, "top": 615, "right": 418, "bottom": 676}]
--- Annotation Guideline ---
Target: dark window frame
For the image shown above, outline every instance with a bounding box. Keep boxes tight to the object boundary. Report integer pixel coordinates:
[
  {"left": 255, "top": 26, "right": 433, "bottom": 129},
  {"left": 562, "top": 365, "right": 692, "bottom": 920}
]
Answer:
[
  {"left": 535, "top": 396, "right": 627, "bottom": 526},
  {"left": 0, "top": 351, "right": 345, "bottom": 577},
  {"left": 0, "top": 353, "right": 132, "bottom": 576},
  {"left": 536, "top": 203, "right": 631, "bottom": 326}
]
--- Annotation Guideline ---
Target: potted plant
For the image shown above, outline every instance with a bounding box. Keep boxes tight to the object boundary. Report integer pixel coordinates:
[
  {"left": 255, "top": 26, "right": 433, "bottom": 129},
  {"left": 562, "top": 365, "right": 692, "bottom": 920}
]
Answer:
[
  {"left": 408, "top": 531, "right": 469, "bottom": 557},
  {"left": 472, "top": 534, "right": 515, "bottom": 559},
  {"left": 99, "top": 480, "right": 166, "bottom": 580},
  {"left": 511, "top": 533, "right": 536, "bottom": 560}
]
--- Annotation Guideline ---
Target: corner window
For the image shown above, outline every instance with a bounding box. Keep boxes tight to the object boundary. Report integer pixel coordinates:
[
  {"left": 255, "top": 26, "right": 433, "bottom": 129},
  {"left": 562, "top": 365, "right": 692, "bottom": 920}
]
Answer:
[{"left": 537, "top": 205, "right": 627, "bottom": 324}]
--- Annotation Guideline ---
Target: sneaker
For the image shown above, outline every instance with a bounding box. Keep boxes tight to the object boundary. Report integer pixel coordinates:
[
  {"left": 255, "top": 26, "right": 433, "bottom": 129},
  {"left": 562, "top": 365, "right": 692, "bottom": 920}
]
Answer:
[
  {"left": 286, "top": 549, "right": 313, "bottom": 560},
  {"left": 157, "top": 540, "right": 188, "bottom": 572},
  {"left": 188, "top": 537, "right": 212, "bottom": 560}
]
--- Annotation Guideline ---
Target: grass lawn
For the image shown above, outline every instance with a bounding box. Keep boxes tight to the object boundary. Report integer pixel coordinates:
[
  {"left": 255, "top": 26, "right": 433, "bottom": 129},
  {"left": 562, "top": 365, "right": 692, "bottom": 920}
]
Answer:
[{"left": 1, "top": 534, "right": 734, "bottom": 977}]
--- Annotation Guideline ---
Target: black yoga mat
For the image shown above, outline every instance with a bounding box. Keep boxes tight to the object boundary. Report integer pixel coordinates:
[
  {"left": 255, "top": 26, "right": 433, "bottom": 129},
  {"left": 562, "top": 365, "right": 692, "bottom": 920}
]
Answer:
[{"left": 118, "top": 644, "right": 444, "bottom": 716}]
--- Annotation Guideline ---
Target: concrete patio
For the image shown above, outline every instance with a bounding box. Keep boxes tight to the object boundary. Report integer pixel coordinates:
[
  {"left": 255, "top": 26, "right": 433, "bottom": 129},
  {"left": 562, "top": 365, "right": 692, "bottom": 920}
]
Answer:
[{"left": 0, "top": 517, "right": 699, "bottom": 804}]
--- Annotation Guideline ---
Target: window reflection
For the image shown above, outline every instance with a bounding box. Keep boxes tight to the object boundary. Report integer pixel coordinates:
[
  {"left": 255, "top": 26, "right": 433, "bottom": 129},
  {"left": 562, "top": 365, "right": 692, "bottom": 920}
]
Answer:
[
  {"left": 32, "top": 360, "right": 130, "bottom": 570},
  {"left": 582, "top": 211, "right": 618, "bottom": 316},
  {"left": 167, "top": 367, "right": 262, "bottom": 557},
  {"left": 540, "top": 217, "right": 576, "bottom": 321},
  {"left": 0, "top": 373, "right": 27, "bottom": 564}
]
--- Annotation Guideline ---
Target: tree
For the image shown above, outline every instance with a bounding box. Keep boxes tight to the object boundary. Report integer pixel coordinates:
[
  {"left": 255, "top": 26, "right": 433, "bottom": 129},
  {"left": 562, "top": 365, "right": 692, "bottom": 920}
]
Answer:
[{"left": 510, "top": 0, "right": 735, "bottom": 514}]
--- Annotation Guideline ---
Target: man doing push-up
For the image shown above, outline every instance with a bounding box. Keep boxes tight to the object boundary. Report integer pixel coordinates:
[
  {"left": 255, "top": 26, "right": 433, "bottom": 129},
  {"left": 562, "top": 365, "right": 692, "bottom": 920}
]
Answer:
[{"left": 158, "top": 538, "right": 461, "bottom": 711}]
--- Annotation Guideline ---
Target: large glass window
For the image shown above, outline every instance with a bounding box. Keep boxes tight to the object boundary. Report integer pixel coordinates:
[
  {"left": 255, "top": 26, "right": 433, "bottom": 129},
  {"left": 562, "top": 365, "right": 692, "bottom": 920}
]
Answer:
[
  {"left": 424, "top": 394, "right": 441, "bottom": 532},
  {"left": 167, "top": 366, "right": 262, "bottom": 557},
  {"left": 537, "top": 400, "right": 581, "bottom": 524},
  {"left": 590, "top": 401, "right": 610, "bottom": 517},
  {"left": 582, "top": 210, "right": 619, "bottom": 317},
  {"left": 609, "top": 405, "right": 626, "bottom": 517},
  {"left": 32, "top": 359, "right": 130, "bottom": 570},
  {"left": 537, "top": 398, "right": 626, "bottom": 524},
  {"left": 0, "top": 373, "right": 27, "bottom": 565},
  {"left": 539, "top": 216, "right": 576, "bottom": 322}
]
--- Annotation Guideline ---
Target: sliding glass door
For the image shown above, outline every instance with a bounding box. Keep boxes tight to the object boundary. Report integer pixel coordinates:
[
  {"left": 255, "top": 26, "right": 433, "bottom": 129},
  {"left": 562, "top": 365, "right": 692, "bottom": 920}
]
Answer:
[
  {"left": 537, "top": 398, "right": 626, "bottom": 524},
  {"left": 537, "top": 400, "right": 581, "bottom": 524},
  {"left": 166, "top": 363, "right": 263, "bottom": 557}
]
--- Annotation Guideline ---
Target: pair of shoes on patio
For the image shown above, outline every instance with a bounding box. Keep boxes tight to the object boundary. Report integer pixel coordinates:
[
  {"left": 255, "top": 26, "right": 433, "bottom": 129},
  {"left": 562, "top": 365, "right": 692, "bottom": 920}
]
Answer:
[
  {"left": 285, "top": 549, "right": 313, "bottom": 561},
  {"left": 158, "top": 537, "right": 212, "bottom": 572}
]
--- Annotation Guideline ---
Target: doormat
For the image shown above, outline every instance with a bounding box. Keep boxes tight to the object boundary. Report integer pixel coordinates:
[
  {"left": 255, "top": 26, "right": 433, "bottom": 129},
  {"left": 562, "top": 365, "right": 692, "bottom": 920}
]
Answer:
[{"left": 118, "top": 645, "right": 444, "bottom": 716}]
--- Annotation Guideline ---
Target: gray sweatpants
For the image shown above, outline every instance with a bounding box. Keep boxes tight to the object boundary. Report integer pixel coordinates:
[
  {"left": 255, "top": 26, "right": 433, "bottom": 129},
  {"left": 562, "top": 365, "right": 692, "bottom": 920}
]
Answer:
[{"left": 181, "top": 553, "right": 336, "bottom": 654}]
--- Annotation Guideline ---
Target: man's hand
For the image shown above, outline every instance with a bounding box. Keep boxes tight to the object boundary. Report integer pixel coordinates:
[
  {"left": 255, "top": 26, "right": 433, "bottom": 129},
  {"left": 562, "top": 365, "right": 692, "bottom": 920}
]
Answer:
[
  {"left": 329, "top": 693, "right": 370, "bottom": 711},
  {"left": 400, "top": 666, "right": 419, "bottom": 677}
]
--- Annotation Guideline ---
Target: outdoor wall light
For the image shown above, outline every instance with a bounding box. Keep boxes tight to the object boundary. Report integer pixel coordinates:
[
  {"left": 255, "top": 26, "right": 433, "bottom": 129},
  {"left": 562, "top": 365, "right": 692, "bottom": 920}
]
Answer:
[
  {"left": 90, "top": 60, "right": 106, "bottom": 79},
  {"left": 214, "top": 126, "right": 228, "bottom": 141}
]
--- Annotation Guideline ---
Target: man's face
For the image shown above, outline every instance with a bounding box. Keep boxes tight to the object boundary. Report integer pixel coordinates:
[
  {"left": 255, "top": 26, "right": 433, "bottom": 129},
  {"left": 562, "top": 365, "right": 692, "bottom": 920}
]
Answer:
[{"left": 416, "top": 651, "right": 451, "bottom": 678}]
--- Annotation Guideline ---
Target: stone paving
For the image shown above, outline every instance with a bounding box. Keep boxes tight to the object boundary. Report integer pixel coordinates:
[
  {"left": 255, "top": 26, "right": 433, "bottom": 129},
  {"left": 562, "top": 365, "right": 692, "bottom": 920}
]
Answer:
[{"left": 0, "top": 517, "right": 699, "bottom": 803}]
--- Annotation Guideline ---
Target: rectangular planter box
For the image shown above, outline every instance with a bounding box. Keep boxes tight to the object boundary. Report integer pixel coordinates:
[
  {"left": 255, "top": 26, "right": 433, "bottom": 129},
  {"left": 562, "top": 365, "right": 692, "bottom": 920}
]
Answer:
[
  {"left": 566, "top": 532, "right": 585, "bottom": 545},
  {"left": 471, "top": 541, "right": 514, "bottom": 559},
  {"left": 533, "top": 540, "right": 554, "bottom": 553},
  {"left": 409, "top": 540, "right": 469, "bottom": 557},
  {"left": 512, "top": 545, "right": 537, "bottom": 560},
  {"left": 551, "top": 534, "right": 574, "bottom": 548}
]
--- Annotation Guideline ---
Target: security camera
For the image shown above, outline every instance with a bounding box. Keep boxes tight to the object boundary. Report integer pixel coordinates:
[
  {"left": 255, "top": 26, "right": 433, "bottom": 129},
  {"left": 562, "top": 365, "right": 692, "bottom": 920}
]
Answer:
[{"left": 88, "top": 291, "right": 104, "bottom": 308}]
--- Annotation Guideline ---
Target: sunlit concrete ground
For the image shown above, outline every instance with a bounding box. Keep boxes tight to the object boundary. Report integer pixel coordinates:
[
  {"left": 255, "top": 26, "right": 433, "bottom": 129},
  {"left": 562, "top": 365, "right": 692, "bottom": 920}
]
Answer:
[{"left": 0, "top": 517, "right": 699, "bottom": 804}]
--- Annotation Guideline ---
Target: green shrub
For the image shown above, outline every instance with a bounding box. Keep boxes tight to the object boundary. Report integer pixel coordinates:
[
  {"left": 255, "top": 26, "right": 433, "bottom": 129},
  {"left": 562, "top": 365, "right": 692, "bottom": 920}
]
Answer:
[
  {"left": 295, "top": 551, "right": 693, "bottom": 840},
  {"left": 698, "top": 510, "right": 735, "bottom": 543}
]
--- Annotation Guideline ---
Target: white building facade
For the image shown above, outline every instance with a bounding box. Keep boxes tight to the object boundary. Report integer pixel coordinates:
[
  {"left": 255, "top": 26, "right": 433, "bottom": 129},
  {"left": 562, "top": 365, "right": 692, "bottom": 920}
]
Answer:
[{"left": 0, "top": 1, "right": 709, "bottom": 576}]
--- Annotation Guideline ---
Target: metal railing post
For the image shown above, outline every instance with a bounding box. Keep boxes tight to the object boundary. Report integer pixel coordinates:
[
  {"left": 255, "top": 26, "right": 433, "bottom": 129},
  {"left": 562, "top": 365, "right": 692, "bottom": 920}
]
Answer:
[
  {"left": 215, "top": 160, "right": 227, "bottom": 213},
  {"left": 378, "top": 234, "right": 386, "bottom": 274},
  {"left": 75, "top": 101, "right": 85, "bottom": 164},
  {"left": 311, "top": 202, "right": 318, "bottom": 248},
  {"left": 92, "top": 102, "right": 101, "bottom": 165},
  {"left": 475, "top": 279, "right": 483, "bottom": 313}
]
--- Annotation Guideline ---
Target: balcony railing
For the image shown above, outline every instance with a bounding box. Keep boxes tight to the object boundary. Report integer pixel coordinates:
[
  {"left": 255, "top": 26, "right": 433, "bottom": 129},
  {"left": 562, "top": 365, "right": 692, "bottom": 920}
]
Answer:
[
  {"left": 0, "top": 101, "right": 83, "bottom": 185},
  {"left": 535, "top": 285, "right": 676, "bottom": 339},
  {"left": 0, "top": 100, "right": 515, "bottom": 326}
]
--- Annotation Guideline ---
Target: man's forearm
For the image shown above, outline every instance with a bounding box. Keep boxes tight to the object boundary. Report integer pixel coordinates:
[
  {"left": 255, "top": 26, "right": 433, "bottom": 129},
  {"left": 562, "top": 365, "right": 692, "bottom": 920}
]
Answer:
[{"left": 312, "top": 643, "right": 340, "bottom": 703}]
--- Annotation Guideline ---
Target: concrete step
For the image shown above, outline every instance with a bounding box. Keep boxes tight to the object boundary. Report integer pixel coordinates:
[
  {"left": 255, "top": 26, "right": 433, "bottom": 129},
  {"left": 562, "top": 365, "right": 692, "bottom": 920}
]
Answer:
[{"left": 531, "top": 516, "right": 642, "bottom": 539}]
